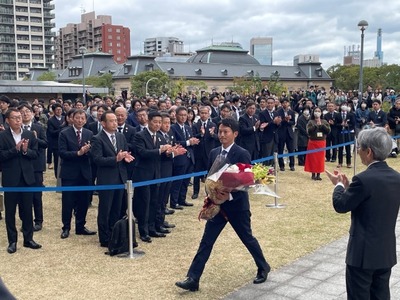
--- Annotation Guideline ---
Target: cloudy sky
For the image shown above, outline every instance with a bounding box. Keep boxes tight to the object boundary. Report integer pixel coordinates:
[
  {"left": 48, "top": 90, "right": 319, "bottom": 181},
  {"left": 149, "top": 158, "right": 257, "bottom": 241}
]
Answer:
[{"left": 53, "top": 0, "right": 400, "bottom": 69}]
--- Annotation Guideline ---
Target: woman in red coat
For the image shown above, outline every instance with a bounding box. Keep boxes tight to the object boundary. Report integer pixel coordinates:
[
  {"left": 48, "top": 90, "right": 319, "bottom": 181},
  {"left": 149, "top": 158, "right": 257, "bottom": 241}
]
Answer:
[{"left": 305, "top": 107, "right": 331, "bottom": 180}]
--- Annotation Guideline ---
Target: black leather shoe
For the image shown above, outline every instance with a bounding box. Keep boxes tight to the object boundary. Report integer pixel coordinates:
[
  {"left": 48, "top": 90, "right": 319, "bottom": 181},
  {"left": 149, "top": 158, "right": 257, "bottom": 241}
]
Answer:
[
  {"left": 76, "top": 227, "right": 97, "bottom": 235},
  {"left": 23, "top": 240, "right": 42, "bottom": 250},
  {"left": 279, "top": 167, "right": 285, "bottom": 171},
  {"left": 170, "top": 204, "right": 183, "bottom": 210},
  {"left": 253, "top": 270, "right": 268, "bottom": 284},
  {"left": 33, "top": 223, "right": 42, "bottom": 232},
  {"left": 149, "top": 231, "right": 166, "bottom": 238},
  {"left": 0, "top": 211, "right": 2, "bottom": 220},
  {"left": 7, "top": 242, "right": 16, "bottom": 254},
  {"left": 290, "top": 167, "right": 295, "bottom": 171},
  {"left": 180, "top": 202, "right": 193, "bottom": 207},
  {"left": 140, "top": 235, "right": 152, "bottom": 243},
  {"left": 175, "top": 277, "right": 199, "bottom": 291},
  {"left": 157, "top": 227, "right": 171, "bottom": 234},
  {"left": 163, "top": 221, "right": 175, "bottom": 228},
  {"left": 61, "top": 229, "right": 70, "bottom": 239},
  {"left": 191, "top": 193, "right": 198, "bottom": 199},
  {"left": 165, "top": 208, "right": 175, "bottom": 215}
]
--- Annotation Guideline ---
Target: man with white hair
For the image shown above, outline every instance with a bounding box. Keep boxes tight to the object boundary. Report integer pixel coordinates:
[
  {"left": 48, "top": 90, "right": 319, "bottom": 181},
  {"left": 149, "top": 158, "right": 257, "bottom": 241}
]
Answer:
[{"left": 326, "top": 127, "right": 400, "bottom": 299}]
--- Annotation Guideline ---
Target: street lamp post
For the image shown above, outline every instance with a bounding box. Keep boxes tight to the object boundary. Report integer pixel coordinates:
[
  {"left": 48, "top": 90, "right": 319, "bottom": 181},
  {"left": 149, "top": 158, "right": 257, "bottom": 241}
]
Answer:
[
  {"left": 358, "top": 20, "right": 368, "bottom": 102},
  {"left": 79, "top": 46, "right": 87, "bottom": 104},
  {"left": 145, "top": 77, "right": 159, "bottom": 96}
]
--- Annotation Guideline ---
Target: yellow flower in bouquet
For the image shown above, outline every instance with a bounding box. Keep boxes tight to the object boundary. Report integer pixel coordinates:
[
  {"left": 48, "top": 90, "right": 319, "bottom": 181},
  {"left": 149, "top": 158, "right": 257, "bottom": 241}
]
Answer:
[{"left": 252, "top": 163, "right": 275, "bottom": 185}]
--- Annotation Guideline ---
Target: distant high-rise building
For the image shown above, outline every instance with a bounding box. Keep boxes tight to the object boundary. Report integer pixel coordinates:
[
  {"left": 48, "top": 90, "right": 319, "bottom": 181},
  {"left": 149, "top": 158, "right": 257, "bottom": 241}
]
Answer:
[
  {"left": 374, "top": 28, "right": 383, "bottom": 66},
  {"left": 293, "top": 54, "right": 320, "bottom": 65},
  {"left": 144, "top": 37, "right": 184, "bottom": 56},
  {"left": 250, "top": 37, "right": 273, "bottom": 65},
  {"left": 55, "top": 11, "right": 130, "bottom": 69},
  {"left": 0, "top": 0, "right": 55, "bottom": 80}
]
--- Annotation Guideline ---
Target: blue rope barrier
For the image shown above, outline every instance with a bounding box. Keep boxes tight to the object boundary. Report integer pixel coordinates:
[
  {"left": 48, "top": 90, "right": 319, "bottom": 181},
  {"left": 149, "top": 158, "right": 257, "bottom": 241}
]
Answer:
[{"left": 1, "top": 135, "right": 398, "bottom": 193}]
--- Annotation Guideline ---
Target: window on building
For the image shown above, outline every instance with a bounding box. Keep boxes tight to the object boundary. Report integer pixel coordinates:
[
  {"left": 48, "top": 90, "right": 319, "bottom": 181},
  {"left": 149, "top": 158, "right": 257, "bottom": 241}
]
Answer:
[
  {"left": 116, "top": 28, "right": 120, "bottom": 33},
  {"left": 116, "top": 43, "right": 121, "bottom": 47},
  {"left": 108, "top": 35, "right": 112, "bottom": 39},
  {"left": 108, "top": 42, "right": 112, "bottom": 47},
  {"left": 116, "top": 36, "right": 120, "bottom": 40},
  {"left": 108, "top": 28, "right": 112, "bottom": 32}
]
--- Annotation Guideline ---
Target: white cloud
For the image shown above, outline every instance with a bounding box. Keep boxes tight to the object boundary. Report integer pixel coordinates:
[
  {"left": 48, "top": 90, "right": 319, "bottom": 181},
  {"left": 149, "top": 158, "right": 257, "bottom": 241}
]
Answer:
[{"left": 53, "top": 0, "right": 400, "bottom": 69}]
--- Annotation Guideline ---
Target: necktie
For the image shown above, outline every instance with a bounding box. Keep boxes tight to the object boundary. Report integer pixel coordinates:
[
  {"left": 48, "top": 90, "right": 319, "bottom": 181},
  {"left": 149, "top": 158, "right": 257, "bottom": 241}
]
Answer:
[
  {"left": 203, "top": 122, "right": 206, "bottom": 128},
  {"left": 221, "top": 150, "right": 228, "bottom": 157},
  {"left": 77, "top": 130, "right": 81, "bottom": 146},
  {"left": 111, "top": 134, "right": 117, "bottom": 152},
  {"left": 164, "top": 133, "right": 170, "bottom": 144},
  {"left": 98, "top": 122, "right": 101, "bottom": 133},
  {"left": 269, "top": 111, "right": 273, "bottom": 119},
  {"left": 342, "top": 112, "right": 345, "bottom": 119},
  {"left": 181, "top": 126, "right": 186, "bottom": 139},
  {"left": 23, "top": 125, "right": 30, "bottom": 130},
  {"left": 152, "top": 134, "right": 156, "bottom": 146},
  {"left": 118, "top": 126, "right": 123, "bottom": 133}
]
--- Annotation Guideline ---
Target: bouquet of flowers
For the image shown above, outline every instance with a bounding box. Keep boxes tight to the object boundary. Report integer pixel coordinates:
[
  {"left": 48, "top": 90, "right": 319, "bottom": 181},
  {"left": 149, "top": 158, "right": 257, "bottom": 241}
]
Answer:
[{"left": 198, "top": 159, "right": 277, "bottom": 221}]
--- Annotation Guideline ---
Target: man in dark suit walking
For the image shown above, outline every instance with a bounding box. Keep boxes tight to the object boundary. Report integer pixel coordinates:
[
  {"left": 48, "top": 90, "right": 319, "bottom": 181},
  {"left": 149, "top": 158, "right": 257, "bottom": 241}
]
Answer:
[
  {"left": 191, "top": 106, "right": 218, "bottom": 199},
  {"left": 0, "top": 108, "right": 41, "bottom": 254},
  {"left": 176, "top": 118, "right": 270, "bottom": 291},
  {"left": 91, "top": 111, "right": 134, "bottom": 247},
  {"left": 326, "top": 127, "right": 400, "bottom": 299},
  {"left": 19, "top": 103, "right": 47, "bottom": 231},
  {"left": 58, "top": 109, "right": 96, "bottom": 239}
]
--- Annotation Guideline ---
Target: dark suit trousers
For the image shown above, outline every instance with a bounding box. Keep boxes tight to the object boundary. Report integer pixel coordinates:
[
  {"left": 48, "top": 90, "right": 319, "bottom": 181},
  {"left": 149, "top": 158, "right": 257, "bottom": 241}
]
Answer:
[
  {"left": 277, "top": 135, "right": 294, "bottom": 168},
  {"left": 346, "top": 264, "right": 391, "bottom": 300},
  {"left": 133, "top": 184, "right": 159, "bottom": 236},
  {"left": 260, "top": 140, "right": 275, "bottom": 166},
  {"left": 193, "top": 154, "right": 207, "bottom": 195},
  {"left": 156, "top": 181, "right": 171, "bottom": 228},
  {"left": 326, "top": 133, "right": 338, "bottom": 161},
  {"left": 4, "top": 178, "right": 34, "bottom": 244},
  {"left": 61, "top": 176, "right": 91, "bottom": 231},
  {"left": 187, "top": 210, "right": 270, "bottom": 281},
  {"left": 338, "top": 132, "right": 353, "bottom": 166},
  {"left": 170, "top": 157, "right": 193, "bottom": 206},
  {"left": 33, "top": 172, "right": 44, "bottom": 225},
  {"left": 97, "top": 189, "right": 124, "bottom": 244},
  {"left": 52, "top": 148, "right": 59, "bottom": 179}
]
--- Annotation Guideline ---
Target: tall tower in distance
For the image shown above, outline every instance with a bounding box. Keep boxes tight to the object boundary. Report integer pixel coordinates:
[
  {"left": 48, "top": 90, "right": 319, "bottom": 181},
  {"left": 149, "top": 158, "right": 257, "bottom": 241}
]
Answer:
[
  {"left": 374, "top": 28, "right": 383, "bottom": 66},
  {"left": 0, "top": 0, "right": 55, "bottom": 80},
  {"left": 250, "top": 37, "right": 273, "bottom": 65}
]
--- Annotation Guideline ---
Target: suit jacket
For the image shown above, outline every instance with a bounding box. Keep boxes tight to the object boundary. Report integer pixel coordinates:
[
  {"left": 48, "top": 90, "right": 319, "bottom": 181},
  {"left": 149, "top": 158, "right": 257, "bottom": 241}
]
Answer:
[
  {"left": 91, "top": 130, "right": 129, "bottom": 185},
  {"left": 132, "top": 129, "right": 164, "bottom": 182},
  {"left": 333, "top": 161, "right": 400, "bottom": 269},
  {"left": 119, "top": 123, "right": 136, "bottom": 154},
  {"left": 31, "top": 122, "right": 48, "bottom": 172},
  {"left": 192, "top": 119, "right": 218, "bottom": 160},
  {"left": 159, "top": 130, "right": 176, "bottom": 178},
  {"left": 0, "top": 128, "right": 38, "bottom": 186},
  {"left": 171, "top": 123, "right": 195, "bottom": 165},
  {"left": 258, "top": 109, "right": 278, "bottom": 143},
  {"left": 238, "top": 113, "right": 260, "bottom": 153},
  {"left": 367, "top": 110, "right": 387, "bottom": 127},
  {"left": 58, "top": 126, "right": 93, "bottom": 181},
  {"left": 324, "top": 111, "right": 342, "bottom": 136},
  {"left": 47, "top": 115, "right": 65, "bottom": 150},
  {"left": 210, "top": 106, "right": 219, "bottom": 119},
  {"left": 208, "top": 144, "right": 251, "bottom": 213},
  {"left": 275, "top": 108, "right": 295, "bottom": 140},
  {"left": 88, "top": 121, "right": 102, "bottom": 136}
]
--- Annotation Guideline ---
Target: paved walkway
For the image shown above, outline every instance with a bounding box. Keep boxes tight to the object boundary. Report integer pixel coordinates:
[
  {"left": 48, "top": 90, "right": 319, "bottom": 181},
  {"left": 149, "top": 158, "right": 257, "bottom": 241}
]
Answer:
[{"left": 225, "top": 222, "right": 400, "bottom": 299}]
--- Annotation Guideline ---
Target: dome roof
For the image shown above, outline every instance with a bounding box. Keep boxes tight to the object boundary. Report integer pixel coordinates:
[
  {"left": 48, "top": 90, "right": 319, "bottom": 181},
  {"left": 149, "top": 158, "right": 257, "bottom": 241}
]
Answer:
[{"left": 187, "top": 43, "right": 261, "bottom": 66}]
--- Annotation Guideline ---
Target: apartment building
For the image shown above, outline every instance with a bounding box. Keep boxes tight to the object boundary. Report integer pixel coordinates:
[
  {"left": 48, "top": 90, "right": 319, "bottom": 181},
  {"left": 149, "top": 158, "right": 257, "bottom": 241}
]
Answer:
[{"left": 0, "top": 0, "right": 55, "bottom": 80}]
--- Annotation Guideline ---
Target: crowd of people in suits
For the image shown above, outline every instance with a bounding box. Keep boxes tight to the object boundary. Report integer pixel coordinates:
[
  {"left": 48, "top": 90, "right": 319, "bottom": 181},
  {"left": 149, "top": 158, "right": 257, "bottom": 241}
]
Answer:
[{"left": 0, "top": 86, "right": 399, "bottom": 253}]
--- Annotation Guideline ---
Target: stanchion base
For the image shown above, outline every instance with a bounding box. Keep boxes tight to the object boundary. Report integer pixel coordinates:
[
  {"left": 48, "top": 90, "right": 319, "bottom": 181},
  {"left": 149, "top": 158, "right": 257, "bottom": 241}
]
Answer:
[
  {"left": 265, "top": 203, "right": 286, "bottom": 209},
  {"left": 117, "top": 249, "right": 146, "bottom": 259}
]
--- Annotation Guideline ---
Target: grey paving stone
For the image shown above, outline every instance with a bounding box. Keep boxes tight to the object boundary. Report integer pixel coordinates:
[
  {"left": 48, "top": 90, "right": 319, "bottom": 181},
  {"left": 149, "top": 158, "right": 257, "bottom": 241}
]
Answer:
[
  {"left": 302, "top": 269, "right": 335, "bottom": 281},
  {"left": 313, "top": 281, "right": 346, "bottom": 296},
  {"left": 286, "top": 275, "right": 320, "bottom": 289},
  {"left": 313, "top": 261, "right": 345, "bottom": 274},
  {"left": 297, "top": 290, "right": 338, "bottom": 300},
  {"left": 255, "top": 293, "right": 294, "bottom": 300},
  {"left": 272, "top": 285, "right": 308, "bottom": 298},
  {"left": 268, "top": 272, "right": 296, "bottom": 283}
]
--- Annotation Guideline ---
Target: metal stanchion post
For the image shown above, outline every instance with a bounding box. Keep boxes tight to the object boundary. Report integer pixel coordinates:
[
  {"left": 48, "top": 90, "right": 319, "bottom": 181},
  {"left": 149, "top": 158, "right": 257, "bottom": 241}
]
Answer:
[
  {"left": 353, "top": 137, "right": 357, "bottom": 176},
  {"left": 120, "top": 180, "right": 145, "bottom": 259},
  {"left": 266, "top": 152, "right": 286, "bottom": 208}
]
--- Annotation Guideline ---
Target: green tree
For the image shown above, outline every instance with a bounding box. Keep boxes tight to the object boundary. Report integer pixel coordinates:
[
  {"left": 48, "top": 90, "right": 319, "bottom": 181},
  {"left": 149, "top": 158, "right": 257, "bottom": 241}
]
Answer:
[
  {"left": 130, "top": 70, "right": 170, "bottom": 97},
  {"left": 230, "top": 73, "right": 263, "bottom": 96},
  {"left": 268, "top": 72, "right": 286, "bottom": 96},
  {"left": 37, "top": 71, "right": 56, "bottom": 81}
]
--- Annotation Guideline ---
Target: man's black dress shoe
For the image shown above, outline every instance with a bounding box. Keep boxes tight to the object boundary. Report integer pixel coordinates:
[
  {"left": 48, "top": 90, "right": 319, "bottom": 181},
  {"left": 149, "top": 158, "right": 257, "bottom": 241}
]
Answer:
[
  {"left": 149, "top": 231, "right": 166, "bottom": 238},
  {"left": 170, "top": 204, "right": 183, "bottom": 210},
  {"left": 180, "top": 201, "right": 193, "bottom": 207},
  {"left": 290, "top": 167, "right": 295, "bottom": 171},
  {"left": 279, "top": 167, "right": 285, "bottom": 171},
  {"left": 157, "top": 227, "right": 170, "bottom": 234},
  {"left": 61, "top": 229, "right": 70, "bottom": 239},
  {"left": 140, "top": 235, "right": 152, "bottom": 243},
  {"left": 191, "top": 193, "right": 198, "bottom": 199},
  {"left": 0, "top": 211, "right": 2, "bottom": 220},
  {"left": 163, "top": 221, "right": 175, "bottom": 228},
  {"left": 165, "top": 208, "right": 175, "bottom": 215},
  {"left": 33, "top": 223, "right": 42, "bottom": 232},
  {"left": 253, "top": 269, "right": 268, "bottom": 284},
  {"left": 7, "top": 242, "right": 16, "bottom": 254},
  {"left": 175, "top": 277, "right": 199, "bottom": 291},
  {"left": 23, "top": 240, "right": 42, "bottom": 249},
  {"left": 76, "top": 227, "right": 97, "bottom": 235}
]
